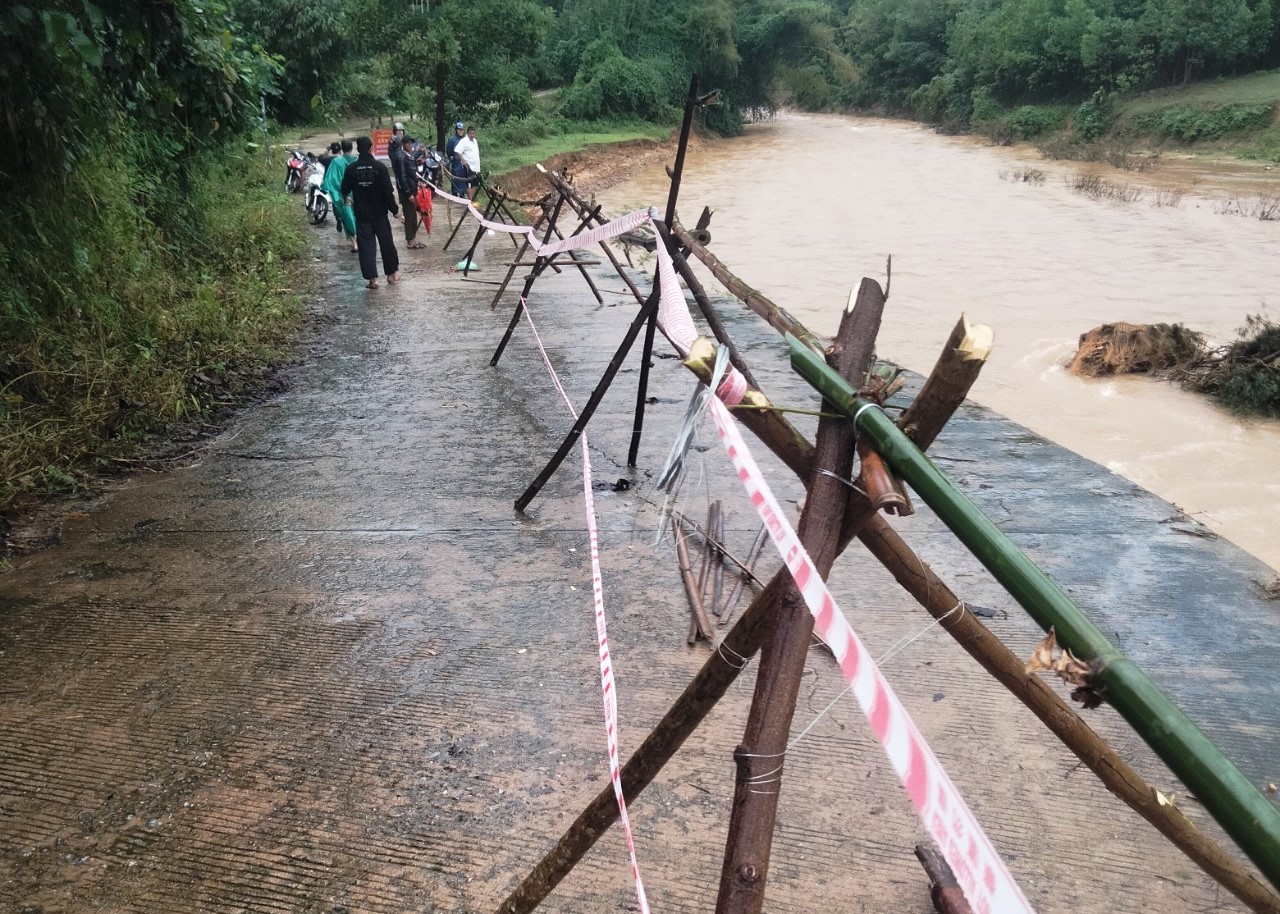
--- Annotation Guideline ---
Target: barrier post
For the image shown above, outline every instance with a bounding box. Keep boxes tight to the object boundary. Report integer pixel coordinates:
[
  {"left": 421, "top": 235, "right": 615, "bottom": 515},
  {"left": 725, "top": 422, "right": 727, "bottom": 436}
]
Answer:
[{"left": 628, "top": 73, "right": 699, "bottom": 468}]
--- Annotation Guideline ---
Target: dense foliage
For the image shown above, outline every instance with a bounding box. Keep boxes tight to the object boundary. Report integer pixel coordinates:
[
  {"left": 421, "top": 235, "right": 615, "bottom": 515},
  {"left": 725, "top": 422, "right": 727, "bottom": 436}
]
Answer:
[
  {"left": 1, "top": 1, "right": 305, "bottom": 502},
  {"left": 843, "top": 0, "right": 1280, "bottom": 127},
  {"left": 232, "top": 0, "right": 1280, "bottom": 138}
]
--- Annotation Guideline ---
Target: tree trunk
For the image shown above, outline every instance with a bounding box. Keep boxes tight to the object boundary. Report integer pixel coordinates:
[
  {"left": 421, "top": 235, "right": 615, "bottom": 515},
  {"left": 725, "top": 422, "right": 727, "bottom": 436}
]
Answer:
[{"left": 435, "top": 62, "right": 447, "bottom": 153}]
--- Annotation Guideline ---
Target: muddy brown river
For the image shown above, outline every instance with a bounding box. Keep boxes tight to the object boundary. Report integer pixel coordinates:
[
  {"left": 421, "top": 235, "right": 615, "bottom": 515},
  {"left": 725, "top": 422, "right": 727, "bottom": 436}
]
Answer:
[{"left": 601, "top": 112, "right": 1280, "bottom": 571}]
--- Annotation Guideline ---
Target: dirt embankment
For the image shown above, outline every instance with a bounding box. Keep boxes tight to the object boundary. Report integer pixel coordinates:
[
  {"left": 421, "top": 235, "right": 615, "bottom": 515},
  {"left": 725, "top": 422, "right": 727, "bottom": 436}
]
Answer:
[{"left": 493, "top": 131, "right": 712, "bottom": 205}]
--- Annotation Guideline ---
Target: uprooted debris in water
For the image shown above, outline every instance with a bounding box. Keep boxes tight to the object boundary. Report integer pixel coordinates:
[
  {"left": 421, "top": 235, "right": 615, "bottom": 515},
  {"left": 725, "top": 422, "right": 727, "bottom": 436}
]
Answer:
[
  {"left": 1179, "top": 314, "right": 1280, "bottom": 417},
  {"left": 1067, "top": 322, "right": 1205, "bottom": 378},
  {"left": 1067, "top": 316, "right": 1280, "bottom": 417}
]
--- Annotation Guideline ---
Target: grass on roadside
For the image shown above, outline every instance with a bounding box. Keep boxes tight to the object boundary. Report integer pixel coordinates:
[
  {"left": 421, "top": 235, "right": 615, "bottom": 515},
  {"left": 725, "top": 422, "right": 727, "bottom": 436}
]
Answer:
[
  {"left": 484, "top": 120, "right": 672, "bottom": 178},
  {"left": 1, "top": 148, "right": 310, "bottom": 507},
  {"left": 1119, "top": 69, "right": 1280, "bottom": 114}
]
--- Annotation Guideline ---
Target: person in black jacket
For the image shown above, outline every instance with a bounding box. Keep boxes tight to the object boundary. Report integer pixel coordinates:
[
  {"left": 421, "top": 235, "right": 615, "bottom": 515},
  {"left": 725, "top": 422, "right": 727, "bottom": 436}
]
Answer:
[
  {"left": 340, "top": 136, "right": 400, "bottom": 289},
  {"left": 390, "top": 134, "right": 424, "bottom": 249}
]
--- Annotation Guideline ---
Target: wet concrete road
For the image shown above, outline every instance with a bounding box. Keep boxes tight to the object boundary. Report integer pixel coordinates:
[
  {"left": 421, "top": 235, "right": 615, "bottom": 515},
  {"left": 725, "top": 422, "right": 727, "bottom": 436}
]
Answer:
[{"left": 2, "top": 207, "right": 1278, "bottom": 913}]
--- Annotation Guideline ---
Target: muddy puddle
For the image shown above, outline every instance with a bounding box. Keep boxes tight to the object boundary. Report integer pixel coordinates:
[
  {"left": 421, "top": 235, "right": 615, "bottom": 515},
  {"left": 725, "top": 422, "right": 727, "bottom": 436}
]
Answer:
[{"left": 600, "top": 112, "right": 1280, "bottom": 571}]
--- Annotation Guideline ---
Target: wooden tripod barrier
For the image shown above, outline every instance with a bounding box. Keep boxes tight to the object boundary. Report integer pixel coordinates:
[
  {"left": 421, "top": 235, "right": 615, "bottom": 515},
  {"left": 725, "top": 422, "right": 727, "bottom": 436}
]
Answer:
[
  {"left": 494, "top": 302, "right": 1280, "bottom": 914},
  {"left": 715, "top": 278, "right": 886, "bottom": 914},
  {"left": 537, "top": 166, "right": 645, "bottom": 305},
  {"left": 490, "top": 192, "right": 569, "bottom": 366},
  {"left": 494, "top": 297, "right": 941, "bottom": 914}
]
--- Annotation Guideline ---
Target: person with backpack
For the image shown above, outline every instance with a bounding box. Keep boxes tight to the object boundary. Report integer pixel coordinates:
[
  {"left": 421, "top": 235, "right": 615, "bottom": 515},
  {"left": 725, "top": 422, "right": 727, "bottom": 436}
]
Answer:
[{"left": 340, "top": 136, "right": 400, "bottom": 289}]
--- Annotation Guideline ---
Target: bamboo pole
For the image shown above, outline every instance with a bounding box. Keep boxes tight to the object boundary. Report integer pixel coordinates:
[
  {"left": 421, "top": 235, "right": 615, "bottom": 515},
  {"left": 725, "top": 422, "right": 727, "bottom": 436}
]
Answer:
[{"left": 789, "top": 335, "right": 1280, "bottom": 892}]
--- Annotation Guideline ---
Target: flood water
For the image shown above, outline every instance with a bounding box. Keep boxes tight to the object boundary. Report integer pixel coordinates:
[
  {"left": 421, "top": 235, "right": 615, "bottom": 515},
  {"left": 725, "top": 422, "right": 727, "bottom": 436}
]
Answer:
[{"left": 600, "top": 112, "right": 1280, "bottom": 571}]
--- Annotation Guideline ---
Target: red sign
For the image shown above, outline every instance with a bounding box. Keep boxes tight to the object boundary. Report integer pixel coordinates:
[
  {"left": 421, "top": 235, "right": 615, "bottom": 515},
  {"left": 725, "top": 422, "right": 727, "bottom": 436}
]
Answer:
[{"left": 372, "top": 128, "right": 393, "bottom": 158}]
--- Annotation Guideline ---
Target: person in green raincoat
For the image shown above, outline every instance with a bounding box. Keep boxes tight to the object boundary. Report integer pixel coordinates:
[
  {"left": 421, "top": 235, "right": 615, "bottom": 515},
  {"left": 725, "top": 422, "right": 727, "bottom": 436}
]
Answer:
[{"left": 324, "top": 139, "right": 358, "bottom": 251}]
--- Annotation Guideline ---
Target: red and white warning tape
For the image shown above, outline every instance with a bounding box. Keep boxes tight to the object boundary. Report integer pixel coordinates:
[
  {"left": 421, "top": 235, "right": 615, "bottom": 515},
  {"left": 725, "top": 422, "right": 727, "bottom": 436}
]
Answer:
[
  {"left": 428, "top": 182, "right": 656, "bottom": 258},
  {"left": 516, "top": 297, "right": 652, "bottom": 914},
  {"left": 494, "top": 195, "right": 1028, "bottom": 912},
  {"left": 704, "top": 393, "right": 1034, "bottom": 914}
]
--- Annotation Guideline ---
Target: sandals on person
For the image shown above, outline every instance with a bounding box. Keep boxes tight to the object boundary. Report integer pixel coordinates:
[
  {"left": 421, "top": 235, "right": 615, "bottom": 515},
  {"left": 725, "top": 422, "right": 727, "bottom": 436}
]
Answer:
[
  {"left": 387, "top": 273, "right": 401, "bottom": 285},
  {"left": 367, "top": 279, "right": 379, "bottom": 289},
  {"left": 408, "top": 242, "right": 426, "bottom": 249}
]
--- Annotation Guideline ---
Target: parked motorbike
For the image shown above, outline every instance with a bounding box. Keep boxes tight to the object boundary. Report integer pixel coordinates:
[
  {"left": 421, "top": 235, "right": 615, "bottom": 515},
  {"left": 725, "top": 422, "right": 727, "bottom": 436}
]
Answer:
[
  {"left": 304, "top": 156, "right": 329, "bottom": 225},
  {"left": 284, "top": 149, "right": 307, "bottom": 193},
  {"left": 415, "top": 147, "right": 443, "bottom": 190}
]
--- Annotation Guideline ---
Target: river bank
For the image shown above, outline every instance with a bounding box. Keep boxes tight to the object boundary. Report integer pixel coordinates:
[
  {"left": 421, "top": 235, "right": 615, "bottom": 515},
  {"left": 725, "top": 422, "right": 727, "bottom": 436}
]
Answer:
[
  {"left": 597, "top": 111, "right": 1280, "bottom": 572},
  {"left": 1, "top": 182, "right": 1277, "bottom": 912}
]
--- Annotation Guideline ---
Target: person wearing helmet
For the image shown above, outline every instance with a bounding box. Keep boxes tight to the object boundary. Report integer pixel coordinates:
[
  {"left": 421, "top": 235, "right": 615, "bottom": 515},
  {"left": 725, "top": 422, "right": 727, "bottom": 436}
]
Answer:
[{"left": 445, "top": 121, "right": 468, "bottom": 199}]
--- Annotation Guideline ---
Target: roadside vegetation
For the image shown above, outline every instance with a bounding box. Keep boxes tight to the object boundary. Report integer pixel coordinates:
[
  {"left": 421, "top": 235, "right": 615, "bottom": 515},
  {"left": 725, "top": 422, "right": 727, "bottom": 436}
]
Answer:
[{"left": 1, "top": 2, "right": 308, "bottom": 508}]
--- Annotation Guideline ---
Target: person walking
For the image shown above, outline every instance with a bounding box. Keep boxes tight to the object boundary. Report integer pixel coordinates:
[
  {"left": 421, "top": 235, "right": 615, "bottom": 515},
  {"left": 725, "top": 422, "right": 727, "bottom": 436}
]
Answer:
[
  {"left": 453, "top": 126, "right": 481, "bottom": 202},
  {"left": 324, "top": 139, "right": 358, "bottom": 253},
  {"left": 445, "top": 121, "right": 468, "bottom": 198},
  {"left": 392, "top": 134, "right": 425, "bottom": 249},
  {"left": 340, "top": 136, "right": 400, "bottom": 289}
]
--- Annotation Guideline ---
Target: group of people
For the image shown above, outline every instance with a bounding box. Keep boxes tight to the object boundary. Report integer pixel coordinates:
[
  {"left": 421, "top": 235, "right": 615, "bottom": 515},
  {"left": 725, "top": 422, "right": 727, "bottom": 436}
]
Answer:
[{"left": 316, "top": 120, "right": 483, "bottom": 290}]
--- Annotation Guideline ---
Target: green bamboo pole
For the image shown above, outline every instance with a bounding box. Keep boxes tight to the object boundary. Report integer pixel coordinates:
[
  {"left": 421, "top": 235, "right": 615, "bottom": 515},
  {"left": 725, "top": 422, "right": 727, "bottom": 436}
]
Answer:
[{"left": 787, "top": 333, "right": 1280, "bottom": 891}]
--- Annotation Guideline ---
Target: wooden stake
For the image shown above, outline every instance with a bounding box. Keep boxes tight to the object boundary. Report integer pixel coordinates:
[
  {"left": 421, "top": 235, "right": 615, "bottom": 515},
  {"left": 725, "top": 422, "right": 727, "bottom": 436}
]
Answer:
[
  {"left": 711, "top": 501, "right": 726, "bottom": 617},
  {"left": 915, "top": 844, "right": 975, "bottom": 914},
  {"left": 675, "top": 524, "right": 714, "bottom": 643},
  {"left": 722, "top": 526, "right": 767, "bottom": 627},
  {"left": 672, "top": 223, "right": 828, "bottom": 356},
  {"left": 715, "top": 278, "right": 885, "bottom": 914},
  {"left": 669, "top": 509, "right": 764, "bottom": 590}
]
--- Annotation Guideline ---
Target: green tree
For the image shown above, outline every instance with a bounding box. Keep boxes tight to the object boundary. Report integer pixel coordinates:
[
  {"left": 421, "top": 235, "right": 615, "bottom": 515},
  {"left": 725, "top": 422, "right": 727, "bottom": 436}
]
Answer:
[
  {"left": 1141, "top": 0, "right": 1258, "bottom": 83},
  {"left": 841, "top": 0, "right": 954, "bottom": 106}
]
